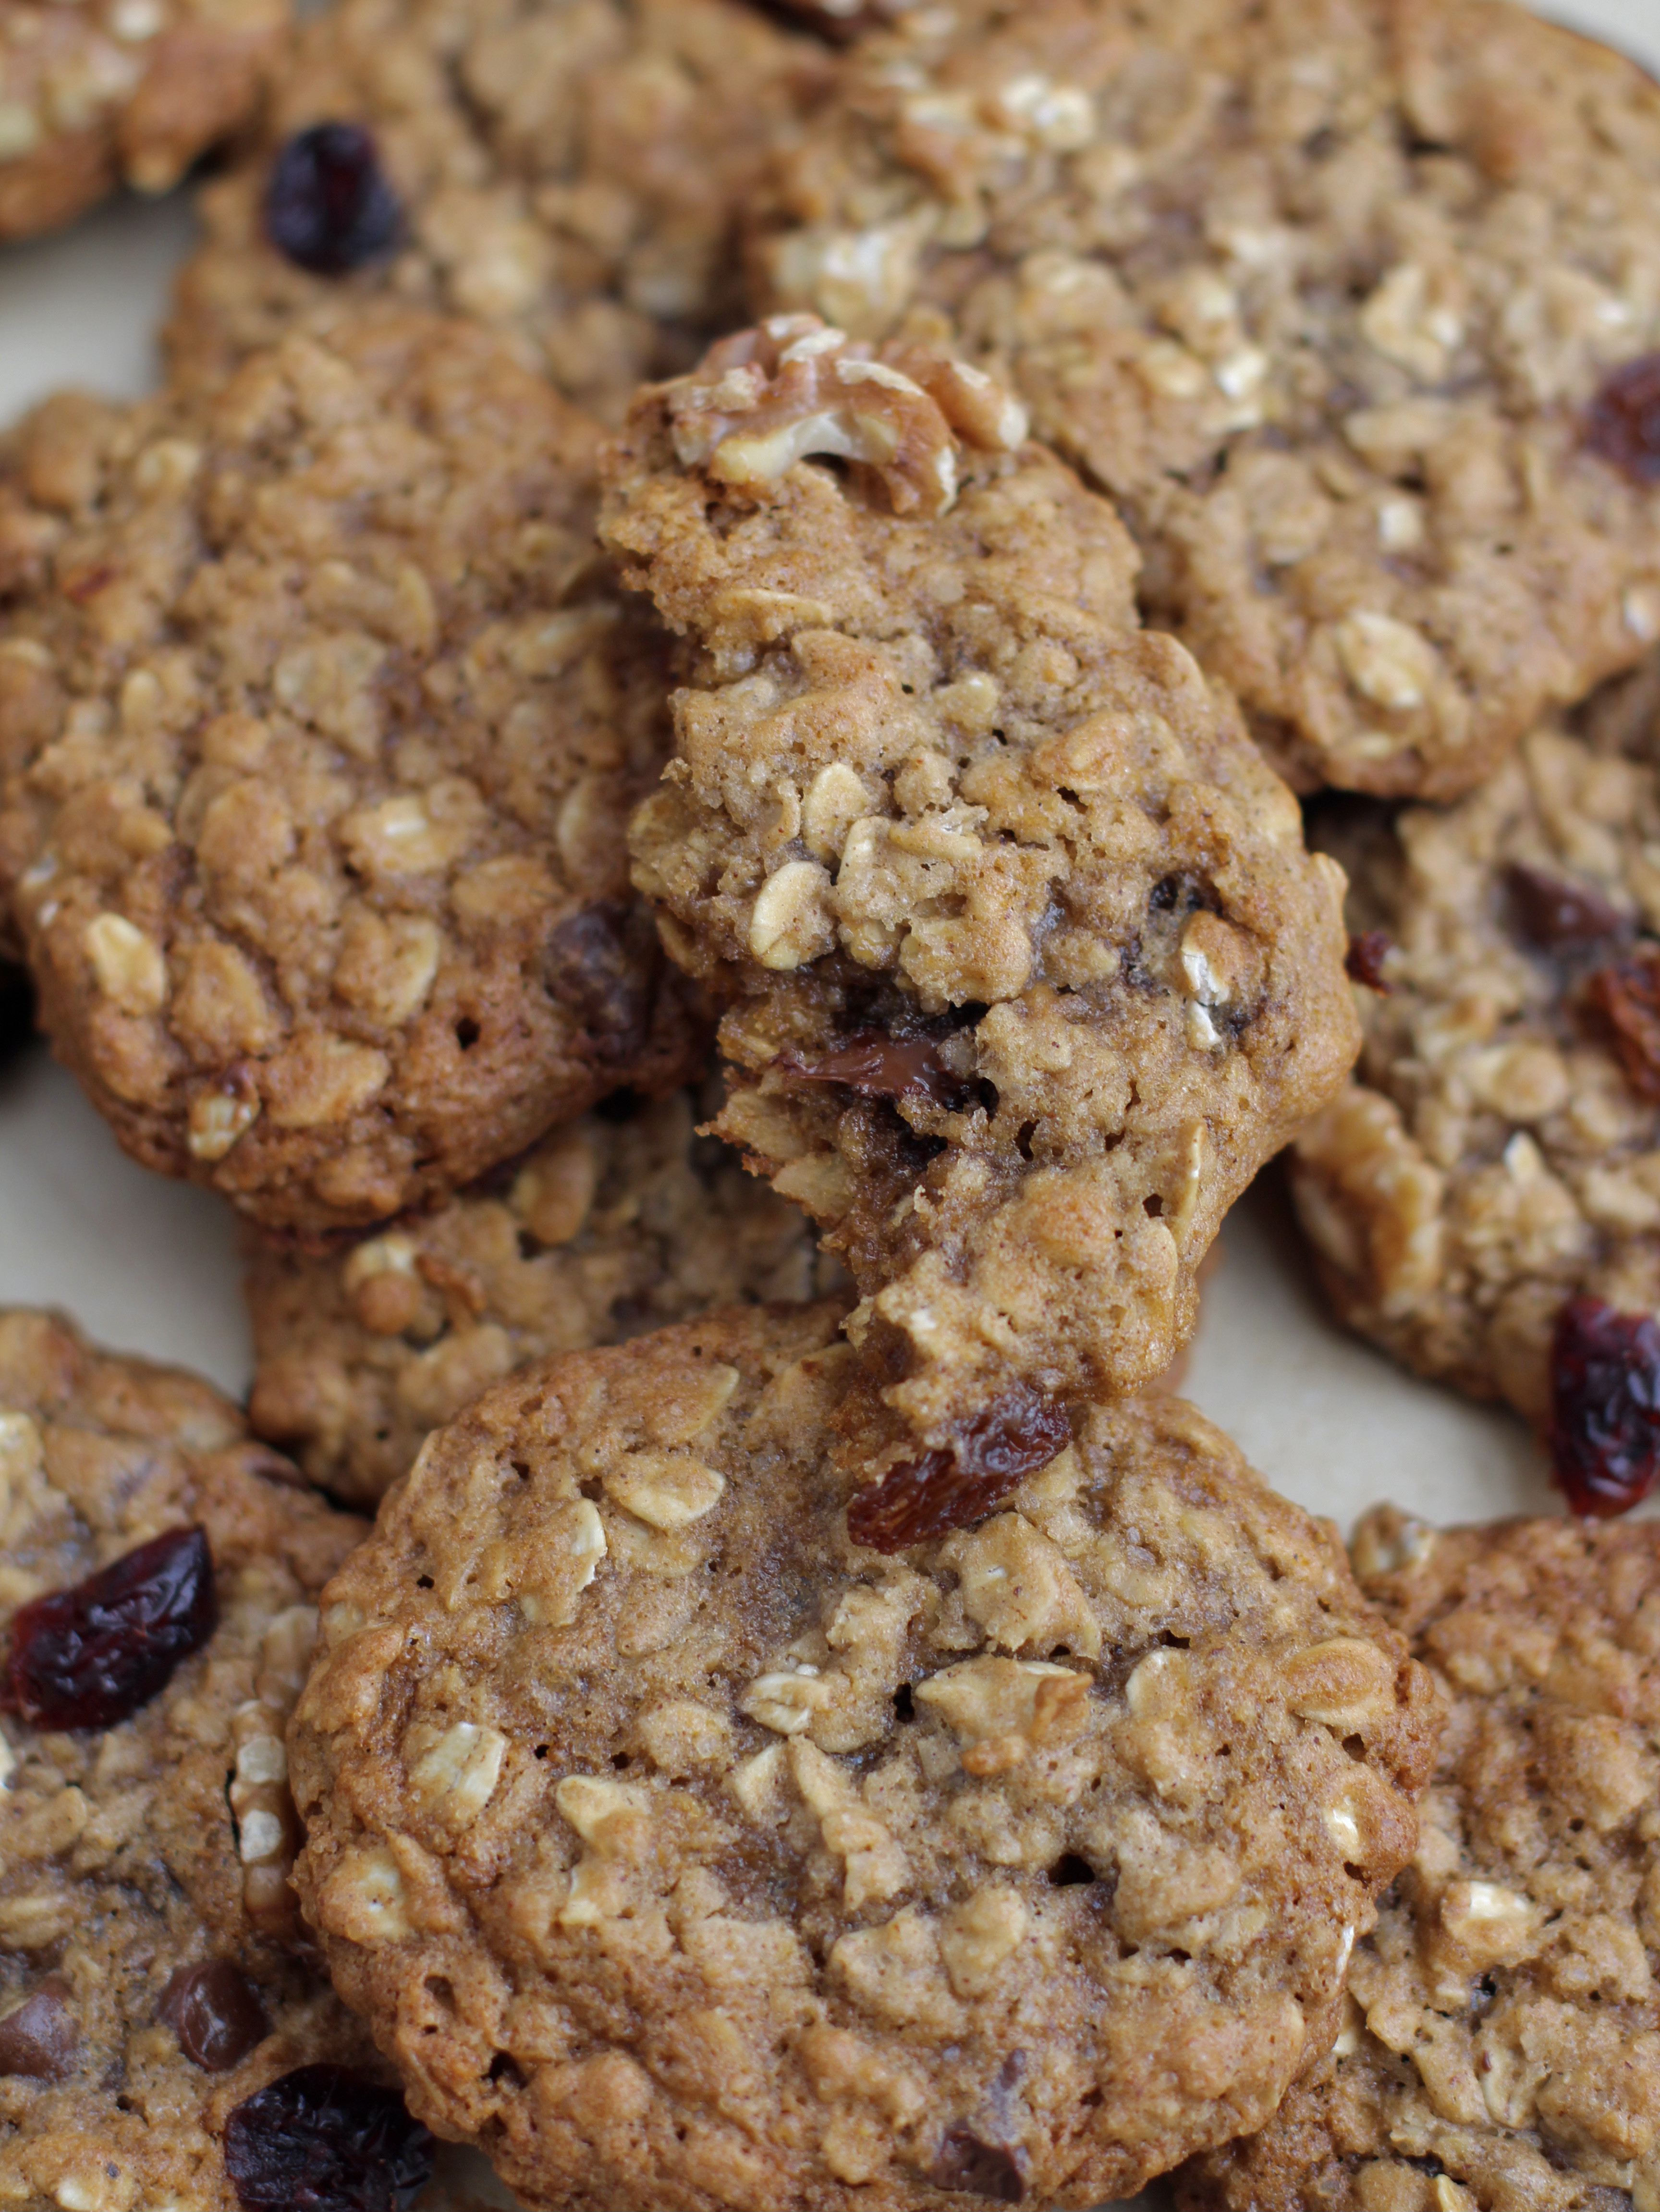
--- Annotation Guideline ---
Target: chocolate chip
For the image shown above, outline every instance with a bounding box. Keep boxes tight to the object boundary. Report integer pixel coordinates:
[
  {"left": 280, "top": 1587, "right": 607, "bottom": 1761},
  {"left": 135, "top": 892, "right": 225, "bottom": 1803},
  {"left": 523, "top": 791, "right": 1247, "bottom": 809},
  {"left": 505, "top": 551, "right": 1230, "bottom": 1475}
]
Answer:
[
  {"left": 0, "top": 1980, "right": 76, "bottom": 2080},
  {"left": 1586, "top": 946, "right": 1660, "bottom": 1102},
  {"left": 264, "top": 124, "right": 402, "bottom": 277},
  {"left": 847, "top": 1386, "right": 1072, "bottom": 1552},
  {"left": 1343, "top": 930, "right": 1393, "bottom": 991},
  {"left": 780, "top": 1029, "right": 969, "bottom": 1109},
  {"left": 158, "top": 1961, "right": 269, "bottom": 2073},
  {"left": 1587, "top": 352, "right": 1660, "bottom": 484},
  {"left": 929, "top": 2125, "right": 1026, "bottom": 2201},
  {"left": 1505, "top": 863, "right": 1629, "bottom": 952}
]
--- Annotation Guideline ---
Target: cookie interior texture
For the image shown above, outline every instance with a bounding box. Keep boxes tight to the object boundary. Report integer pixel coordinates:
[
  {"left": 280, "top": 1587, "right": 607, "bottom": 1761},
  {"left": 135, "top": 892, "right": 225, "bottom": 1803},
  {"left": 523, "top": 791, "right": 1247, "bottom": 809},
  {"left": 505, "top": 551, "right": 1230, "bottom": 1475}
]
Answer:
[
  {"left": 0, "top": 1308, "right": 386, "bottom": 2212},
  {"left": 1178, "top": 1507, "right": 1660, "bottom": 2212},
  {"left": 290, "top": 1299, "right": 1440, "bottom": 2211},
  {"left": 0, "top": 0, "right": 289, "bottom": 243},
  {"left": 0, "top": 304, "right": 705, "bottom": 1234},
  {"left": 1293, "top": 653, "right": 1660, "bottom": 1427},
  {"left": 246, "top": 1083, "right": 844, "bottom": 1505},
  {"left": 753, "top": 0, "right": 1660, "bottom": 799},
  {"left": 604, "top": 320, "right": 1358, "bottom": 1469},
  {"left": 161, "top": 0, "right": 836, "bottom": 417}
]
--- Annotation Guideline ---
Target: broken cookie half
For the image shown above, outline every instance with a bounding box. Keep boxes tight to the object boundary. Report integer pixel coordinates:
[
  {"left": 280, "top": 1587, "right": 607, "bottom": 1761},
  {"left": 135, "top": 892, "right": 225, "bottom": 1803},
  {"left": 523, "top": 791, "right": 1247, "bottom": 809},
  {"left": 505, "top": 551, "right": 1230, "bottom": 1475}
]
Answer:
[{"left": 603, "top": 317, "right": 1359, "bottom": 1538}]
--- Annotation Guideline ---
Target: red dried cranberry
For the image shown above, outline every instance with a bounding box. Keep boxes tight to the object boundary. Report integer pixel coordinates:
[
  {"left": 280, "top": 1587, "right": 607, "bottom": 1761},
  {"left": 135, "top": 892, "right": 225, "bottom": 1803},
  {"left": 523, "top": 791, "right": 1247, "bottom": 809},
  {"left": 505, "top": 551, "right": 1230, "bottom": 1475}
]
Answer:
[
  {"left": 224, "top": 2065, "right": 434, "bottom": 2212},
  {"left": 930, "top": 2126, "right": 1026, "bottom": 2201},
  {"left": 0, "top": 1980, "right": 76, "bottom": 2079},
  {"left": 1585, "top": 947, "right": 1660, "bottom": 1103},
  {"left": 158, "top": 1961, "right": 268, "bottom": 2073},
  {"left": 847, "top": 1388, "right": 1072, "bottom": 1552},
  {"left": 264, "top": 125, "right": 401, "bottom": 277},
  {"left": 1505, "top": 864, "right": 1628, "bottom": 953},
  {"left": 1343, "top": 931, "right": 1393, "bottom": 992},
  {"left": 781, "top": 1030, "right": 968, "bottom": 1109},
  {"left": 1547, "top": 1295, "right": 1660, "bottom": 1516},
  {"left": 0, "top": 1526, "right": 216, "bottom": 1730},
  {"left": 1587, "top": 352, "right": 1660, "bottom": 484}
]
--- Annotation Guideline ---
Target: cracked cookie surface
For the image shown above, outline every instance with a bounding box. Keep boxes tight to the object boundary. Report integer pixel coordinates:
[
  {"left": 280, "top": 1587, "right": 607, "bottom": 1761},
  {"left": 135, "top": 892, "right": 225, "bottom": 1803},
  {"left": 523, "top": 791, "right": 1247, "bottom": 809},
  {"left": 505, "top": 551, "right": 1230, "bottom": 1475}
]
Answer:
[
  {"left": 755, "top": 0, "right": 1660, "bottom": 800},
  {"left": 161, "top": 0, "right": 833, "bottom": 421},
  {"left": 290, "top": 1298, "right": 1439, "bottom": 2212},
  {"left": 0, "top": 0, "right": 286, "bottom": 242},
  {"left": 0, "top": 1307, "right": 417, "bottom": 2212},
  {"left": 246, "top": 1083, "right": 841, "bottom": 1507},
  {"left": 1291, "top": 657, "right": 1660, "bottom": 1454},
  {"left": 1179, "top": 1507, "right": 1660, "bottom": 2212},
  {"left": 0, "top": 307, "right": 703, "bottom": 1235},
  {"left": 603, "top": 319, "right": 1357, "bottom": 1499}
]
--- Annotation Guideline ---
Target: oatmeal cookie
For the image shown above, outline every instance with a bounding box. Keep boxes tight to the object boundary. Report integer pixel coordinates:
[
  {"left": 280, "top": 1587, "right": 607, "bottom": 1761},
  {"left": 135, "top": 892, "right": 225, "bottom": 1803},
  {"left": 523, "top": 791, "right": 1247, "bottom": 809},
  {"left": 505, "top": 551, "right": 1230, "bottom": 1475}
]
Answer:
[
  {"left": 289, "top": 1300, "right": 1439, "bottom": 2212},
  {"left": 755, "top": 0, "right": 1660, "bottom": 801},
  {"left": 1290, "top": 658, "right": 1660, "bottom": 1508},
  {"left": 1179, "top": 1506, "right": 1660, "bottom": 2212},
  {"left": 246, "top": 1084, "right": 841, "bottom": 1507},
  {"left": 0, "top": 1306, "right": 438, "bottom": 2212},
  {"left": 160, "top": 0, "right": 833, "bottom": 421},
  {"left": 0, "top": 0, "right": 286, "bottom": 243},
  {"left": 0, "top": 307, "right": 703, "bottom": 1236},
  {"left": 603, "top": 319, "right": 1357, "bottom": 1520}
]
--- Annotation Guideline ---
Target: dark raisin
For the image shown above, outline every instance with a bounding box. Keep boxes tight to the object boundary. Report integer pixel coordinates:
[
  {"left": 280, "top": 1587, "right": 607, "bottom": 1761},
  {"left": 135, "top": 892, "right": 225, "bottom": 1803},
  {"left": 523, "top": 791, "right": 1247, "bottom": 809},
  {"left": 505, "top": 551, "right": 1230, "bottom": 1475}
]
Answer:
[
  {"left": 847, "top": 1387, "right": 1071, "bottom": 1552},
  {"left": 224, "top": 2065, "right": 434, "bottom": 2212},
  {"left": 546, "top": 902, "right": 654, "bottom": 1064},
  {"left": 1585, "top": 947, "right": 1660, "bottom": 1102},
  {"left": 0, "top": 965, "right": 34, "bottom": 1065},
  {"left": 1587, "top": 352, "right": 1660, "bottom": 484},
  {"left": 1, "top": 1526, "right": 216, "bottom": 1730},
  {"left": 158, "top": 1961, "right": 269, "bottom": 2073},
  {"left": 1506, "top": 864, "right": 1629, "bottom": 953},
  {"left": 929, "top": 2125, "right": 1026, "bottom": 2202},
  {"left": 0, "top": 1980, "right": 76, "bottom": 2079},
  {"left": 1548, "top": 1295, "right": 1660, "bottom": 1516},
  {"left": 780, "top": 1030, "right": 969, "bottom": 1109},
  {"left": 1343, "top": 930, "right": 1393, "bottom": 991},
  {"left": 264, "top": 124, "right": 402, "bottom": 277}
]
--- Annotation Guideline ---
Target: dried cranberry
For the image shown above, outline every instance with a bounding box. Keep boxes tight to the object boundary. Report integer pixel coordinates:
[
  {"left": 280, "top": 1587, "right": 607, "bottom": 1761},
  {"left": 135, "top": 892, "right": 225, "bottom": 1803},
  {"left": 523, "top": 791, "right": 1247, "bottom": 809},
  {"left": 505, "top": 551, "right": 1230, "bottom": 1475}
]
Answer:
[
  {"left": 1587, "top": 352, "right": 1660, "bottom": 484},
  {"left": 1506, "top": 863, "right": 1628, "bottom": 953},
  {"left": 1585, "top": 947, "right": 1660, "bottom": 1102},
  {"left": 1547, "top": 1295, "right": 1660, "bottom": 1516},
  {"left": 847, "top": 1387, "right": 1072, "bottom": 1552},
  {"left": 0, "top": 1980, "right": 76, "bottom": 2079},
  {"left": 0, "top": 1526, "right": 216, "bottom": 1730},
  {"left": 224, "top": 2065, "right": 434, "bottom": 2212},
  {"left": 930, "top": 2126, "right": 1026, "bottom": 2202},
  {"left": 781, "top": 1030, "right": 968, "bottom": 1109},
  {"left": 264, "top": 124, "right": 401, "bottom": 277},
  {"left": 1343, "top": 930, "right": 1393, "bottom": 992},
  {"left": 159, "top": 1961, "right": 268, "bottom": 2073}
]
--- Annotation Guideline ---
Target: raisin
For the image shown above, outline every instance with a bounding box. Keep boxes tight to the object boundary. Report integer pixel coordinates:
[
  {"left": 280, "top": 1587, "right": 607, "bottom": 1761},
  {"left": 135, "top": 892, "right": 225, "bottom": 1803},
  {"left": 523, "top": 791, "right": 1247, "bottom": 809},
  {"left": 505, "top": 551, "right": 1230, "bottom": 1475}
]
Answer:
[
  {"left": 781, "top": 1030, "right": 969, "bottom": 1109},
  {"left": 0, "top": 1981, "right": 76, "bottom": 2079},
  {"left": 847, "top": 1387, "right": 1071, "bottom": 1552},
  {"left": 1506, "top": 863, "right": 1628, "bottom": 952},
  {"left": 0, "top": 1526, "right": 216, "bottom": 1730},
  {"left": 1587, "top": 352, "right": 1660, "bottom": 484},
  {"left": 224, "top": 2065, "right": 434, "bottom": 2212},
  {"left": 158, "top": 1961, "right": 268, "bottom": 2073},
  {"left": 1585, "top": 947, "right": 1660, "bottom": 1102},
  {"left": 929, "top": 2125, "right": 1026, "bottom": 2202},
  {"left": 1548, "top": 1296, "right": 1660, "bottom": 1516},
  {"left": 264, "top": 124, "right": 402, "bottom": 277},
  {"left": 546, "top": 902, "right": 655, "bottom": 1064},
  {"left": 1343, "top": 930, "right": 1393, "bottom": 991}
]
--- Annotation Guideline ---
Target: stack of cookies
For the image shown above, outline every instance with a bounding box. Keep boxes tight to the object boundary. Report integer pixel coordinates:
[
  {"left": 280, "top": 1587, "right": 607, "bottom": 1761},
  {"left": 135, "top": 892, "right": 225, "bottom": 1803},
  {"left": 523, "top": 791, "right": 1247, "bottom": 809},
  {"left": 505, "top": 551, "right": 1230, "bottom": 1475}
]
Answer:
[{"left": 0, "top": 1, "right": 1659, "bottom": 2209}]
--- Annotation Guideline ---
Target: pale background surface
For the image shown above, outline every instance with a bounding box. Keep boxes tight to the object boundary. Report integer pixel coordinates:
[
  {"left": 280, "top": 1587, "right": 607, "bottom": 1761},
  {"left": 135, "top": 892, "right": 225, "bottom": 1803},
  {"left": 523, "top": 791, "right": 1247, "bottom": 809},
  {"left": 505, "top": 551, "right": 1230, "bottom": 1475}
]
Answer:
[{"left": 0, "top": 1, "right": 1657, "bottom": 2201}]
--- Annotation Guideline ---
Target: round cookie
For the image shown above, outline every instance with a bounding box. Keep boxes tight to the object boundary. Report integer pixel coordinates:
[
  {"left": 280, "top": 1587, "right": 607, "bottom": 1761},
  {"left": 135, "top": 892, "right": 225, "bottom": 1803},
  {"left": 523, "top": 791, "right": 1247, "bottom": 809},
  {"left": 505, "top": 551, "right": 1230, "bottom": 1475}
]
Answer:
[
  {"left": 160, "top": 0, "right": 835, "bottom": 421},
  {"left": 0, "top": 1306, "right": 435, "bottom": 2212},
  {"left": 1178, "top": 1506, "right": 1660, "bottom": 2212},
  {"left": 246, "top": 1083, "right": 842, "bottom": 1506},
  {"left": 0, "top": 0, "right": 286, "bottom": 242},
  {"left": 1291, "top": 657, "right": 1660, "bottom": 1507},
  {"left": 603, "top": 318, "right": 1358, "bottom": 1532},
  {"left": 289, "top": 1299, "right": 1440, "bottom": 2212},
  {"left": 754, "top": 0, "right": 1660, "bottom": 800},
  {"left": 0, "top": 306, "right": 703, "bottom": 1235}
]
